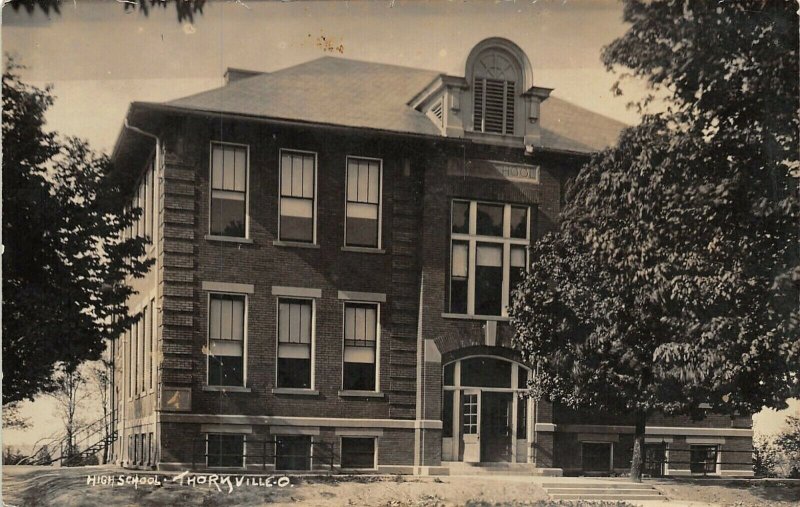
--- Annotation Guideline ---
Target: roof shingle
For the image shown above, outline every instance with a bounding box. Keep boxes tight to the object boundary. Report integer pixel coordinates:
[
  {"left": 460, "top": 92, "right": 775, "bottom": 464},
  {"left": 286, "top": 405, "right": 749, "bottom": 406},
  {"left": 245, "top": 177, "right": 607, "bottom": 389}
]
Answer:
[{"left": 164, "top": 56, "right": 626, "bottom": 154}]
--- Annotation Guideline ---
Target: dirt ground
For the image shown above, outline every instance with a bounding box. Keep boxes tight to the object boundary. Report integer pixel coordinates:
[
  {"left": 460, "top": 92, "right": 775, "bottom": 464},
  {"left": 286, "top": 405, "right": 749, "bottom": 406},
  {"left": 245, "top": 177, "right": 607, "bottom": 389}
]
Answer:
[{"left": 2, "top": 466, "right": 799, "bottom": 507}]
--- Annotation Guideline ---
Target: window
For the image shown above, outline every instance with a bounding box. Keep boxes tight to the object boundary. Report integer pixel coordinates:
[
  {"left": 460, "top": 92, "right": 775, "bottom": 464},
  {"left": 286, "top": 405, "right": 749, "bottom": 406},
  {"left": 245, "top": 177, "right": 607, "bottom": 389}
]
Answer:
[
  {"left": 340, "top": 438, "right": 376, "bottom": 469},
  {"left": 516, "top": 396, "right": 527, "bottom": 436},
  {"left": 342, "top": 303, "right": 379, "bottom": 391},
  {"left": 473, "top": 51, "right": 517, "bottom": 135},
  {"left": 209, "top": 143, "right": 248, "bottom": 238},
  {"left": 277, "top": 298, "right": 313, "bottom": 389},
  {"left": 207, "top": 434, "right": 244, "bottom": 468},
  {"left": 449, "top": 200, "right": 530, "bottom": 316},
  {"left": 143, "top": 304, "right": 151, "bottom": 393},
  {"left": 345, "top": 157, "right": 382, "bottom": 248},
  {"left": 690, "top": 445, "right": 718, "bottom": 474},
  {"left": 150, "top": 297, "right": 156, "bottom": 390},
  {"left": 442, "top": 390, "right": 454, "bottom": 438},
  {"left": 132, "top": 321, "right": 138, "bottom": 396},
  {"left": 279, "top": 150, "right": 316, "bottom": 243},
  {"left": 461, "top": 357, "right": 512, "bottom": 388},
  {"left": 275, "top": 435, "right": 311, "bottom": 471},
  {"left": 207, "top": 294, "right": 246, "bottom": 386},
  {"left": 463, "top": 393, "right": 478, "bottom": 435},
  {"left": 144, "top": 159, "right": 153, "bottom": 240},
  {"left": 127, "top": 328, "right": 133, "bottom": 398}
]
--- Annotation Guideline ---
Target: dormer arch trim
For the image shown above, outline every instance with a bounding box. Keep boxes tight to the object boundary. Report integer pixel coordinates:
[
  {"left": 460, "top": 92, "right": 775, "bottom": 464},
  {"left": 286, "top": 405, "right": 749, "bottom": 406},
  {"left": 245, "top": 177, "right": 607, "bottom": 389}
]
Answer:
[{"left": 464, "top": 38, "right": 533, "bottom": 93}]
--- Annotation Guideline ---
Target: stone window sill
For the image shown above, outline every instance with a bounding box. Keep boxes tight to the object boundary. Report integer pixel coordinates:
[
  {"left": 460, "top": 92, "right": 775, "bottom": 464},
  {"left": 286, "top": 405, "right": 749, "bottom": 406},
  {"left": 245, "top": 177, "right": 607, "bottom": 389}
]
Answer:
[
  {"left": 272, "top": 388, "right": 320, "bottom": 396},
  {"left": 441, "top": 313, "right": 510, "bottom": 322},
  {"left": 205, "top": 234, "right": 254, "bottom": 244},
  {"left": 341, "top": 246, "right": 386, "bottom": 254},
  {"left": 338, "top": 390, "right": 385, "bottom": 398},
  {"left": 202, "top": 385, "right": 252, "bottom": 393},
  {"left": 273, "top": 240, "right": 320, "bottom": 249}
]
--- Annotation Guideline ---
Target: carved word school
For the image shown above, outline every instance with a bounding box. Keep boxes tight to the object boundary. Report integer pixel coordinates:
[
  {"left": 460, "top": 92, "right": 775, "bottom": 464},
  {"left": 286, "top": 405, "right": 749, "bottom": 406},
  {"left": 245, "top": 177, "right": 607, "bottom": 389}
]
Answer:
[{"left": 86, "top": 471, "right": 292, "bottom": 493}]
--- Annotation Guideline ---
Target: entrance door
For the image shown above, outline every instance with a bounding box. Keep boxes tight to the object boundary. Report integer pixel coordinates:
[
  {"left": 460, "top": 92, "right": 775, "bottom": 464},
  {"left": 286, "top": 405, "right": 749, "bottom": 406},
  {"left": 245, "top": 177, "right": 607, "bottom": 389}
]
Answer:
[
  {"left": 480, "top": 392, "right": 512, "bottom": 462},
  {"left": 582, "top": 442, "right": 612, "bottom": 473},
  {"left": 462, "top": 389, "right": 481, "bottom": 462}
]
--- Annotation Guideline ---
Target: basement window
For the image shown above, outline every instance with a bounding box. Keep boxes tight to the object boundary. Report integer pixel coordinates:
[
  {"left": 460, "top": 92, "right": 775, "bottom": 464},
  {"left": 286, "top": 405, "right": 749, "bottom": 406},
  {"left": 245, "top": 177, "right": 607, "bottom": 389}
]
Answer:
[
  {"left": 340, "top": 437, "right": 376, "bottom": 469},
  {"left": 207, "top": 434, "right": 244, "bottom": 468}
]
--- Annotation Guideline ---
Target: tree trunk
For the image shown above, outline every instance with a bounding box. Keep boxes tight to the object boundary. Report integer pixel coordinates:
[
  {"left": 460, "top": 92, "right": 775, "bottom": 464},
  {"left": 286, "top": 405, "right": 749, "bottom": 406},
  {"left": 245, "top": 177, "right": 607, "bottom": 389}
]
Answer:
[{"left": 630, "top": 409, "right": 647, "bottom": 482}]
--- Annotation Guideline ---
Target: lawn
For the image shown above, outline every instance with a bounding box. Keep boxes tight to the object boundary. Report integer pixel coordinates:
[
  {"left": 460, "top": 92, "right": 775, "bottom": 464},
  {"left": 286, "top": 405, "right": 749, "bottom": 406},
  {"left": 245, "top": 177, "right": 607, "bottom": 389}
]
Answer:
[{"left": 2, "top": 466, "right": 799, "bottom": 506}]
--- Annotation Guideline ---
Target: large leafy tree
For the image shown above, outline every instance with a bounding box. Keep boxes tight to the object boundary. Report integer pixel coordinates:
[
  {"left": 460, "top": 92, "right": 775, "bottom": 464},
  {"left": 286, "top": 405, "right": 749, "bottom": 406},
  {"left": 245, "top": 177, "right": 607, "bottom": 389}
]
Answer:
[
  {"left": 2, "top": 62, "right": 153, "bottom": 404},
  {"left": 510, "top": 0, "right": 798, "bottom": 480}
]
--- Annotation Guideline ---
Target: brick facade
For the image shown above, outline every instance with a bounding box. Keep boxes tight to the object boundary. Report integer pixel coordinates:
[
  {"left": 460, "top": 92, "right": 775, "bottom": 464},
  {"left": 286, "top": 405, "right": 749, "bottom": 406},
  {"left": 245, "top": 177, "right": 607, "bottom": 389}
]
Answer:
[{"left": 110, "top": 41, "right": 753, "bottom": 477}]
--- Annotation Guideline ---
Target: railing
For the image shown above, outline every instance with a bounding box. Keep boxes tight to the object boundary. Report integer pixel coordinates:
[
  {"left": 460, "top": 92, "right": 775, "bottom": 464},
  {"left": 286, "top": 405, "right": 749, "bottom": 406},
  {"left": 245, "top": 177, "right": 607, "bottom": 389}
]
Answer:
[
  {"left": 19, "top": 409, "right": 118, "bottom": 466},
  {"left": 191, "top": 437, "right": 337, "bottom": 472}
]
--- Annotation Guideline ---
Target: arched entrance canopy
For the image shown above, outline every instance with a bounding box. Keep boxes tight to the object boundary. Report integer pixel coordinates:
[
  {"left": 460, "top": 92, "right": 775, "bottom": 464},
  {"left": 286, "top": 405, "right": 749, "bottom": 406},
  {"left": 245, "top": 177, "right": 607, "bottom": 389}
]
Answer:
[{"left": 442, "top": 355, "right": 533, "bottom": 464}]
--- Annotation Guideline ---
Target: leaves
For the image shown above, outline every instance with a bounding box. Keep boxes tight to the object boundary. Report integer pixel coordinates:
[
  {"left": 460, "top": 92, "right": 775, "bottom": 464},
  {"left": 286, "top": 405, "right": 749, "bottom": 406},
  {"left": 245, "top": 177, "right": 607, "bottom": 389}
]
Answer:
[
  {"left": 7, "top": 0, "right": 206, "bottom": 23},
  {"left": 511, "top": 1, "right": 799, "bottom": 418},
  {"left": 2, "top": 60, "right": 154, "bottom": 404}
]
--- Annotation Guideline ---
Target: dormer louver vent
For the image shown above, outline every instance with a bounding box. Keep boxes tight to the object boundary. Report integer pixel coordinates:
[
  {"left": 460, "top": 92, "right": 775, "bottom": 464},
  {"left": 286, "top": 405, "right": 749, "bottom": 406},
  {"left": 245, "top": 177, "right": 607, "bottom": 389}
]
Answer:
[
  {"left": 431, "top": 100, "right": 444, "bottom": 126},
  {"left": 474, "top": 78, "right": 515, "bottom": 135}
]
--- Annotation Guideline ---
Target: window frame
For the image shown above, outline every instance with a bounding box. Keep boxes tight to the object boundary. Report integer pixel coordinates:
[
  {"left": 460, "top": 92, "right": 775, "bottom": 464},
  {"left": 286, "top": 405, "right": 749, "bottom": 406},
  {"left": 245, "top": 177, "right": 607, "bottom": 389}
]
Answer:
[
  {"left": 278, "top": 148, "right": 318, "bottom": 244},
  {"left": 343, "top": 155, "right": 383, "bottom": 250},
  {"left": 275, "top": 296, "right": 316, "bottom": 390},
  {"left": 205, "top": 291, "right": 249, "bottom": 388},
  {"left": 339, "top": 436, "right": 378, "bottom": 470},
  {"left": 150, "top": 297, "right": 157, "bottom": 393},
  {"left": 448, "top": 199, "right": 531, "bottom": 317},
  {"left": 205, "top": 433, "right": 246, "bottom": 469},
  {"left": 689, "top": 444, "right": 720, "bottom": 475},
  {"left": 208, "top": 141, "right": 250, "bottom": 239},
  {"left": 341, "top": 301, "right": 381, "bottom": 392}
]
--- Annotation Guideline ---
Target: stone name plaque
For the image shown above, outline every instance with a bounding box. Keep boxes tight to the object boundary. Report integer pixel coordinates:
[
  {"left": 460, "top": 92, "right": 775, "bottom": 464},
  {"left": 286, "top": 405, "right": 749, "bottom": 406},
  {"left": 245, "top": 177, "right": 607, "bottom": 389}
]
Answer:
[{"left": 447, "top": 158, "right": 540, "bottom": 184}]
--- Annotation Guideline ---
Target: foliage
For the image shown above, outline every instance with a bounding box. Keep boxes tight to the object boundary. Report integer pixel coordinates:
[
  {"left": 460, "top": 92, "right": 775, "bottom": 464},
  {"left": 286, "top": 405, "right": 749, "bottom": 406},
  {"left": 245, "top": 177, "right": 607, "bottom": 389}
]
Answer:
[
  {"left": 2, "top": 402, "right": 30, "bottom": 429},
  {"left": 510, "top": 0, "right": 798, "bottom": 479},
  {"left": 754, "top": 436, "right": 781, "bottom": 478},
  {"left": 2, "top": 61, "right": 154, "bottom": 404},
  {"left": 775, "top": 416, "right": 800, "bottom": 477},
  {"left": 3, "top": 446, "right": 28, "bottom": 465},
  {"left": 7, "top": 0, "right": 205, "bottom": 23}
]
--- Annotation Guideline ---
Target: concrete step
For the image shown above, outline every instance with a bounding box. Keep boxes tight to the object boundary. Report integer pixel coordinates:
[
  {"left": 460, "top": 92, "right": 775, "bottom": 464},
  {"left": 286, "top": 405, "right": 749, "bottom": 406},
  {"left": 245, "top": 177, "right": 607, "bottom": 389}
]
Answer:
[
  {"left": 550, "top": 493, "right": 663, "bottom": 501},
  {"left": 542, "top": 482, "right": 654, "bottom": 490},
  {"left": 444, "top": 461, "right": 538, "bottom": 476},
  {"left": 546, "top": 488, "right": 661, "bottom": 495}
]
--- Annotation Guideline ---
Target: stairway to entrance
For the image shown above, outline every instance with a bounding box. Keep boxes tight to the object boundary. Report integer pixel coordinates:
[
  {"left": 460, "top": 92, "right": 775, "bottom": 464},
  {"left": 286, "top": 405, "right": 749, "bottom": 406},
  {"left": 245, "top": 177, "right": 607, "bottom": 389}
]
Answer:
[
  {"left": 542, "top": 481, "right": 664, "bottom": 501},
  {"left": 444, "top": 461, "right": 539, "bottom": 476}
]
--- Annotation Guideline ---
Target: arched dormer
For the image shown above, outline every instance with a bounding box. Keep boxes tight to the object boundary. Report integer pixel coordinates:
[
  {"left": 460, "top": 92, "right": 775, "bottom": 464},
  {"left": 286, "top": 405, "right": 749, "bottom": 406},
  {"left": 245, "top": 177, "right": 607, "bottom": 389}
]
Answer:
[{"left": 465, "top": 38, "right": 533, "bottom": 137}]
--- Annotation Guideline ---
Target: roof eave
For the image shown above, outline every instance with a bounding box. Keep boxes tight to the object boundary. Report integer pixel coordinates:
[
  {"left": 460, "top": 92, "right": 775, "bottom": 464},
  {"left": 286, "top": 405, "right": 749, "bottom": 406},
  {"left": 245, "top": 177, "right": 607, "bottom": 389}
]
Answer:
[{"left": 124, "top": 101, "right": 602, "bottom": 157}]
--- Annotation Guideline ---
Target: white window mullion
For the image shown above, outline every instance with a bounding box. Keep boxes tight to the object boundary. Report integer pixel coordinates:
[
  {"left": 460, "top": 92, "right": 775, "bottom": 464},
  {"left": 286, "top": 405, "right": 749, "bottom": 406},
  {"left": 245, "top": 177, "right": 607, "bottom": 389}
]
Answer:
[
  {"left": 503, "top": 204, "right": 511, "bottom": 238},
  {"left": 467, "top": 238, "right": 476, "bottom": 315},
  {"left": 501, "top": 242, "right": 511, "bottom": 316}
]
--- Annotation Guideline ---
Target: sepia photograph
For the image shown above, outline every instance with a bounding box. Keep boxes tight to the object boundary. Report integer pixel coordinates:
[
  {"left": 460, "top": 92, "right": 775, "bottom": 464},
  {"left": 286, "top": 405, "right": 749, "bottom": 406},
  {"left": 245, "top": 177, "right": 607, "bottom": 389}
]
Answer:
[{"left": 1, "top": 1, "right": 798, "bottom": 505}]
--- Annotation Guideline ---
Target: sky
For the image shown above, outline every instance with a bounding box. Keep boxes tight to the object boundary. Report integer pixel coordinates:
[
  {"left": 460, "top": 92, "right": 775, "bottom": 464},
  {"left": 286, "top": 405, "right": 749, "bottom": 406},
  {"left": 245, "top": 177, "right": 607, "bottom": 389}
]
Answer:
[{"left": 2, "top": 0, "right": 797, "bottom": 451}]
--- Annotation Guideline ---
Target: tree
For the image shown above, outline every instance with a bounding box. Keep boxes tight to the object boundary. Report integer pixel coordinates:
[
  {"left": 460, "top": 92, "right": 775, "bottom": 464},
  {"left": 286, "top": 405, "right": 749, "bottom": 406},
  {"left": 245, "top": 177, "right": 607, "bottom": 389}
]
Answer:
[
  {"left": 7, "top": 0, "right": 205, "bottom": 23},
  {"left": 48, "top": 369, "right": 91, "bottom": 464},
  {"left": 511, "top": 1, "right": 798, "bottom": 481},
  {"left": 2, "top": 61, "right": 154, "bottom": 404},
  {"left": 89, "top": 360, "right": 113, "bottom": 464}
]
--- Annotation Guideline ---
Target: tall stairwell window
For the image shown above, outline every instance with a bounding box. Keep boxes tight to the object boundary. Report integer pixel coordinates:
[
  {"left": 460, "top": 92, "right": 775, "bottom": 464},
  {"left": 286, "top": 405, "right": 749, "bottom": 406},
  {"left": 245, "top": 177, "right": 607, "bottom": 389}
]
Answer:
[{"left": 473, "top": 51, "right": 517, "bottom": 135}]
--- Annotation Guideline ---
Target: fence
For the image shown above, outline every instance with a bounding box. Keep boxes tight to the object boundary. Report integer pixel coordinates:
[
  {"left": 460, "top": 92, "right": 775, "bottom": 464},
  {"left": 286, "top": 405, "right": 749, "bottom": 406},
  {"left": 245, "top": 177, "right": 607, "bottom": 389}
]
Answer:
[
  {"left": 637, "top": 447, "right": 754, "bottom": 477},
  {"left": 191, "top": 437, "right": 337, "bottom": 472}
]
